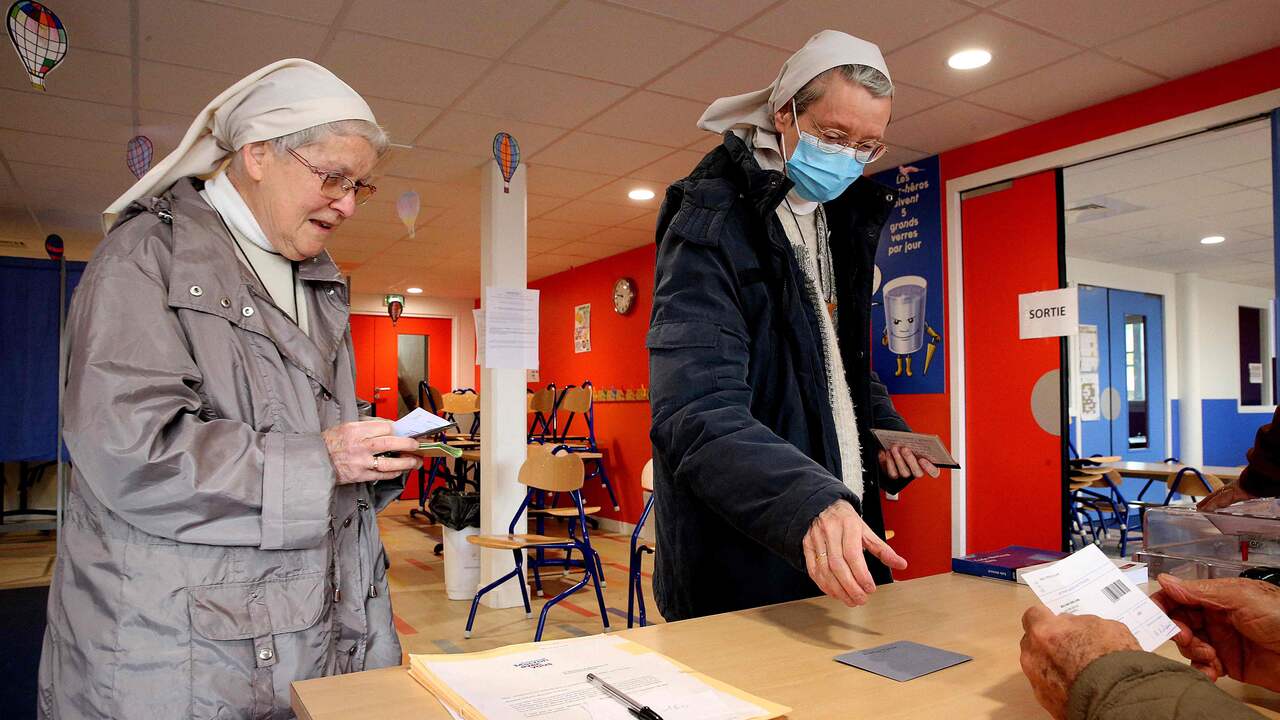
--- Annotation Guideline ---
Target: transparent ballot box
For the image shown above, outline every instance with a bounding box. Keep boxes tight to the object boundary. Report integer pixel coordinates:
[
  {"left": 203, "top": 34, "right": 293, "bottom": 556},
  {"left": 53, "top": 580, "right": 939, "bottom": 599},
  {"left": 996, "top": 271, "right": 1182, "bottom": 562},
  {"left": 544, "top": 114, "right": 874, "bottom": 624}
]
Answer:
[{"left": 1135, "top": 499, "right": 1280, "bottom": 579}]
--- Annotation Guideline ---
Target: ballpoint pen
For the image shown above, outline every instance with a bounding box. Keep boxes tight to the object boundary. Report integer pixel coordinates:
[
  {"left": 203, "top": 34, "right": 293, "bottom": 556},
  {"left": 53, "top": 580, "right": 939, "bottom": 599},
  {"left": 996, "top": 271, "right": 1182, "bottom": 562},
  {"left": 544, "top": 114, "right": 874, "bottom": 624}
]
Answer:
[{"left": 586, "top": 673, "right": 665, "bottom": 720}]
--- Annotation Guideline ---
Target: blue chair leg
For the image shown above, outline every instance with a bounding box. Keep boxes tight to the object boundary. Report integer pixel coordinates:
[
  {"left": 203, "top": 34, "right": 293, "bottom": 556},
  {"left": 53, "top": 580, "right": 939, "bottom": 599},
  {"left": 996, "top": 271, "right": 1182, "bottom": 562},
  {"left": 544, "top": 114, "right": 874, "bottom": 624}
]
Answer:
[
  {"left": 635, "top": 574, "right": 648, "bottom": 627},
  {"left": 534, "top": 568, "right": 593, "bottom": 641},
  {"left": 626, "top": 552, "right": 638, "bottom": 629},
  {"left": 592, "top": 460, "right": 620, "bottom": 511},
  {"left": 512, "top": 548, "right": 532, "bottom": 619},
  {"left": 465, "top": 565, "right": 522, "bottom": 639},
  {"left": 585, "top": 543, "right": 611, "bottom": 631}
]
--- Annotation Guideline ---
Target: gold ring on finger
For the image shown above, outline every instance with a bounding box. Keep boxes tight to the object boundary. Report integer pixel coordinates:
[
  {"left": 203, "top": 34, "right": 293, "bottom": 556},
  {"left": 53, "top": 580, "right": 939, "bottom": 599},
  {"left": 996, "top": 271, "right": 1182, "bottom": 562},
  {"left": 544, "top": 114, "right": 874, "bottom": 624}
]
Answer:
[{"left": 372, "top": 455, "right": 380, "bottom": 472}]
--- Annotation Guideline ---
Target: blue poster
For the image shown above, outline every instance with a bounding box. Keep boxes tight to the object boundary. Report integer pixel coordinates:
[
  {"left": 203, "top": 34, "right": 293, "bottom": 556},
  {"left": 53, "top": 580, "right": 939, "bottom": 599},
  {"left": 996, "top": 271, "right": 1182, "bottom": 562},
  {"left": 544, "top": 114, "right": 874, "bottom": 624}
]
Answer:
[{"left": 868, "top": 155, "right": 944, "bottom": 394}]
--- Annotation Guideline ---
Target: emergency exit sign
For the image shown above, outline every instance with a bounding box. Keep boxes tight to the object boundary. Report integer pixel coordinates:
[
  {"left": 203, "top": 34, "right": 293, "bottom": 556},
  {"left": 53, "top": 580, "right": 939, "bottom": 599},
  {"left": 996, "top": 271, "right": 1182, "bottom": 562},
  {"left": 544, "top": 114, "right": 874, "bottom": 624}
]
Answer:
[
  {"left": 383, "top": 294, "right": 405, "bottom": 306},
  {"left": 1019, "top": 288, "right": 1078, "bottom": 339}
]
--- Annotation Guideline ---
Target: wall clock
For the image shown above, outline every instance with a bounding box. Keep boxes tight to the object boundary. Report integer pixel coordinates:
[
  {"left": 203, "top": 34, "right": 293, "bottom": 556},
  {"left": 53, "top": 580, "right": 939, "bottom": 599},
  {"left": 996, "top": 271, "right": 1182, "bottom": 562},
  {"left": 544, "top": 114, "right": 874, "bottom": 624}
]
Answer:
[{"left": 613, "top": 277, "right": 637, "bottom": 315}]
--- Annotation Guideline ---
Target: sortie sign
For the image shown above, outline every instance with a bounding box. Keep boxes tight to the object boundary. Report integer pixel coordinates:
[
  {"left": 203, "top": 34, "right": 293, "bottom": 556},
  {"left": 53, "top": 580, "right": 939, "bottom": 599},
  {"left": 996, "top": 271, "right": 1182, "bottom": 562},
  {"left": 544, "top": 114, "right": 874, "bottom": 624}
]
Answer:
[{"left": 1018, "top": 288, "right": 1078, "bottom": 339}]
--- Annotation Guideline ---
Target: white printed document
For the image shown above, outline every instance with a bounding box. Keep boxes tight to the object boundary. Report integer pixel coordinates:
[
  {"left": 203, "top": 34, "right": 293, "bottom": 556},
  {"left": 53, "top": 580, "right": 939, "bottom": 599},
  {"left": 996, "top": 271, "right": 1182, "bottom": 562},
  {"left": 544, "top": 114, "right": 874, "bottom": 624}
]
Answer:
[
  {"left": 392, "top": 407, "right": 453, "bottom": 438},
  {"left": 408, "top": 634, "right": 788, "bottom": 720},
  {"left": 1020, "top": 544, "right": 1177, "bottom": 652},
  {"left": 483, "top": 287, "right": 539, "bottom": 370}
]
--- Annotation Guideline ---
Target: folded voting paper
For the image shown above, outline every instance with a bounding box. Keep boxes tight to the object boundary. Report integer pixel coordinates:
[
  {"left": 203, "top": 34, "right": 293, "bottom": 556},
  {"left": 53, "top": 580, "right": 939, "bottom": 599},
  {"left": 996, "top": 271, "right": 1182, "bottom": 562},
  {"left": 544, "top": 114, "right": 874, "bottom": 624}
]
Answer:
[
  {"left": 408, "top": 634, "right": 789, "bottom": 720},
  {"left": 393, "top": 407, "right": 454, "bottom": 438},
  {"left": 1021, "top": 544, "right": 1177, "bottom": 652}
]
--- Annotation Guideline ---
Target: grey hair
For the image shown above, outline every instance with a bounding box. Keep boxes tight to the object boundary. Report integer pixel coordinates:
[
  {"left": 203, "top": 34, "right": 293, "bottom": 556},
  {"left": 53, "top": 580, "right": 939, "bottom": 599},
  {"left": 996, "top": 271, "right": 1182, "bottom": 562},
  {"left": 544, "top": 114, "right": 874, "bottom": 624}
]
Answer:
[
  {"left": 267, "top": 119, "right": 391, "bottom": 158},
  {"left": 791, "top": 64, "right": 893, "bottom": 117}
]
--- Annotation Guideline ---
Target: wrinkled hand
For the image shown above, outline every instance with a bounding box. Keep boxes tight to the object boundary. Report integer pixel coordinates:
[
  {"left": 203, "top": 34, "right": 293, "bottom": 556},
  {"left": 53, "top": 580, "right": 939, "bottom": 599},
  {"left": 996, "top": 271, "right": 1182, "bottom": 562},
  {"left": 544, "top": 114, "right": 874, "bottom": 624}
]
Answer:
[
  {"left": 1150, "top": 574, "right": 1280, "bottom": 691},
  {"left": 322, "top": 419, "right": 421, "bottom": 485},
  {"left": 878, "top": 445, "right": 940, "bottom": 482},
  {"left": 1196, "top": 481, "right": 1256, "bottom": 511},
  {"left": 802, "top": 500, "right": 907, "bottom": 607},
  {"left": 1019, "top": 607, "right": 1140, "bottom": 720}
]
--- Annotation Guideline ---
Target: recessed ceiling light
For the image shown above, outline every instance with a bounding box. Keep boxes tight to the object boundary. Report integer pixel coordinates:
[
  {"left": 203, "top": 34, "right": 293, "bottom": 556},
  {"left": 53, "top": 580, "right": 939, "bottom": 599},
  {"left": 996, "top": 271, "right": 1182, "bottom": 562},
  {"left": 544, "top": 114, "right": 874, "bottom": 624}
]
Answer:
[
  {"left": 628, "top": 188, "right": 656, "bottom": 201},
  {"left": 947, "top": 49, "right": 991, "bottom": 70},
  {"left": 1200, "top": 235, "right": 1225, "bottom": 245},
  {"left": 406, "top": 287, "right": 423, "bottom": 294}
]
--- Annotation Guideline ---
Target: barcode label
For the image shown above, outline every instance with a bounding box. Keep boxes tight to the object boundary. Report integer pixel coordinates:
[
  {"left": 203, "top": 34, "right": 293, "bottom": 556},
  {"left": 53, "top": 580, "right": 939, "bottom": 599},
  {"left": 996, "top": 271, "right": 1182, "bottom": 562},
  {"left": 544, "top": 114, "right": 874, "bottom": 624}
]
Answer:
[{"left": 1101, "top": 580, "right": 1130, "bottom": 602}]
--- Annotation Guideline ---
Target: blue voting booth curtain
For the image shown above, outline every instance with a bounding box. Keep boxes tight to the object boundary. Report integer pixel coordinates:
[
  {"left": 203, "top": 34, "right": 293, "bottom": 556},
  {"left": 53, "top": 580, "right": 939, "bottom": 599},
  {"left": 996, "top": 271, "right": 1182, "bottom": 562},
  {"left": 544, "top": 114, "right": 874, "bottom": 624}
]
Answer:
[{"left": 0, "top": 257, "right": 86, "bottom": 462}]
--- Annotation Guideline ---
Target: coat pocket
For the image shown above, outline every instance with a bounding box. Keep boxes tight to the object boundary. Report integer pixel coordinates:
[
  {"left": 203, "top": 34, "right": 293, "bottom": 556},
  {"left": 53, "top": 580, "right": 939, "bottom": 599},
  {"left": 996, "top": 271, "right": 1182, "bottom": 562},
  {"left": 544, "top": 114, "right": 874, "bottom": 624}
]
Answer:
[{"left": 187, "top": 571, "right": 328, "bottom": 720}]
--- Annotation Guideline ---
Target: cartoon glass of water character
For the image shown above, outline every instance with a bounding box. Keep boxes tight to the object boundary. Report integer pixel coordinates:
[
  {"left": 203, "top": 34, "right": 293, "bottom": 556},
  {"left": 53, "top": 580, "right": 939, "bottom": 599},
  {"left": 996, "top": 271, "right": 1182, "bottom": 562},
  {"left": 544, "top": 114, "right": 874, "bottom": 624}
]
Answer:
[{"left": 881, "top": 275, "right": 940, "bottom": 377}]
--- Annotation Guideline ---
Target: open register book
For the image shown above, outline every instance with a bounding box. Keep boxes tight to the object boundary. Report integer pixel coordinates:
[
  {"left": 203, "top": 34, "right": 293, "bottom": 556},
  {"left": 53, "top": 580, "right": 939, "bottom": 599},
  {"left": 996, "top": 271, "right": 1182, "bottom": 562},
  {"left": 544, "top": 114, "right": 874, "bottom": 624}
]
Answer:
[{"left": 407, "top": 633, "right": 790, "bottom": 720}]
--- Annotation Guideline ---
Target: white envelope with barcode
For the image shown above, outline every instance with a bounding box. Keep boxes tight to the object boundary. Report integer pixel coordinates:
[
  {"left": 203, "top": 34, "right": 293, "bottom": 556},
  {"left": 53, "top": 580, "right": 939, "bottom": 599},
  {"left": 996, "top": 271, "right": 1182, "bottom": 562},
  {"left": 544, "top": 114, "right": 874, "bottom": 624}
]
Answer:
[{"left": 1020, "top": 544, "right": 1178, "bottom": 652}]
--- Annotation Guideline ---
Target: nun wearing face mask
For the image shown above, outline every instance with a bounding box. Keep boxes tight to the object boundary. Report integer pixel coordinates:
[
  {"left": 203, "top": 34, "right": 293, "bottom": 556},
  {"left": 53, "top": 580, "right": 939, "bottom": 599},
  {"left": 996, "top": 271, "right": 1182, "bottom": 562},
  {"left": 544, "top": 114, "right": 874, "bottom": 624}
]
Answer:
[
  {"left": 39, "top": 59, "right": 423, "bottom": 719},
  {"left": 647, "top": 30, "right": 939, "bottom": 622}
]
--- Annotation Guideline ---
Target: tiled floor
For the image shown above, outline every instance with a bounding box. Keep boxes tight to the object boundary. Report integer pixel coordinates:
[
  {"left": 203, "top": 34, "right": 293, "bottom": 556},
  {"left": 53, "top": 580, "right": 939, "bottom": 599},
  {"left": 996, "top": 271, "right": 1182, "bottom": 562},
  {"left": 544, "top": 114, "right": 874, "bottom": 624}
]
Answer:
[{"left": 0, "top": 499, "right": 663, "bottom": 653}]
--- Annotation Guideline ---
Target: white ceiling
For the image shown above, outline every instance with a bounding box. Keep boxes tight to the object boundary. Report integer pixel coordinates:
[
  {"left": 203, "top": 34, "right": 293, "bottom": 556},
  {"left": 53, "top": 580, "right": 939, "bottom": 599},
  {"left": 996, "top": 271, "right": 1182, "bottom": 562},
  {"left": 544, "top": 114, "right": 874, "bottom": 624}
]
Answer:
[
  {"left": 2, "top": 0, "right": 1278, "bottom": 297},
  {"left": 1065, "top": 118, "right": 1274, "bottom": 288}
]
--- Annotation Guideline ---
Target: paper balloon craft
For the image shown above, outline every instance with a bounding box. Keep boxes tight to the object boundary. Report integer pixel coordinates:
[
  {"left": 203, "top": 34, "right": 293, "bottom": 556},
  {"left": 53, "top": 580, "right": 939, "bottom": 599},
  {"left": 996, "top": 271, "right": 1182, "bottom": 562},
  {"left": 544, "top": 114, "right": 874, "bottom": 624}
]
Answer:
[
  {"left": 6, "top": 1, "right": 67, "bottom": 91},
  {"left": 396, "top": 190, "right": 420, "bottom": 238},
  {"left": 44, "top": 233, "right": 62, "bottom": 260},
  {"left": 491, "top": 132, "right": 520, "bottom": 194},
  {"left": 126, "top": 135, "right": 153, "bottom": 179},
  {"left": 387, "top": 298, "right": 403, "bottom": 325}
]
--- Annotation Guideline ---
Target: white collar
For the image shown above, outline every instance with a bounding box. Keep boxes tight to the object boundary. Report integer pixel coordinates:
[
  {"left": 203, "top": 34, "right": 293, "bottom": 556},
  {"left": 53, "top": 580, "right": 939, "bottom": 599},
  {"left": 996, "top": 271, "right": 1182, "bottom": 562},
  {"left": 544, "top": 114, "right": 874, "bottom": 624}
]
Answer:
[
  {"left": 202, "top": 171, "right": 275, "bottom": 253},
  {"left": 745, "top": 127, "right": 819, "bottom": 215}
]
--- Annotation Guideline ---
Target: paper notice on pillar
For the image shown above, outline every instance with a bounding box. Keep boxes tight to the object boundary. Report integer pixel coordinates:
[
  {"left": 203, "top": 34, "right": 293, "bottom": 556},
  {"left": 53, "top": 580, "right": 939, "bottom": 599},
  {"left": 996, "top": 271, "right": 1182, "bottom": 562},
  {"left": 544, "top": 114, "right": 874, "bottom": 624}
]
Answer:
[
  {"left": 483, "top": 287, "right": 539, "bottom": 370},
  {"left": 1019, "top": 288, "right": 1079, "bottom": 339},
  {"left": 473, "top": 309, "right": 484, "bottom": 366},
  {"left": 1079, "top": 373, "right": 1100, "bottom": 421},
  {"left": 1078, "top": 324, "right": 1099, "bottom": 373},
  {"left": 1250, "top": 362, "right": 1263, "bottom": 384}
]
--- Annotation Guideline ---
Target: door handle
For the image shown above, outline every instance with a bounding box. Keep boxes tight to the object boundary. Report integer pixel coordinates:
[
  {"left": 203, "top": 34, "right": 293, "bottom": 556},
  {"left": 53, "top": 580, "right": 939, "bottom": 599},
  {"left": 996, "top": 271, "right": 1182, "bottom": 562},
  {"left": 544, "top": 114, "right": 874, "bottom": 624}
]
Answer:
[{"left": 372, "top": 386, "right": 392, "bottom": 403}]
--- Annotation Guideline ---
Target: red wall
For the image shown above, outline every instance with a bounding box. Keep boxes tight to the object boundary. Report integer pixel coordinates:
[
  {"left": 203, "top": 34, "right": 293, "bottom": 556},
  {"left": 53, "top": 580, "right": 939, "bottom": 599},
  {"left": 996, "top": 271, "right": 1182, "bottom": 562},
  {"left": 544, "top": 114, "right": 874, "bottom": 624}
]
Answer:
[{"left": 530, "top": 246, "right": 657, "bottom": 525}]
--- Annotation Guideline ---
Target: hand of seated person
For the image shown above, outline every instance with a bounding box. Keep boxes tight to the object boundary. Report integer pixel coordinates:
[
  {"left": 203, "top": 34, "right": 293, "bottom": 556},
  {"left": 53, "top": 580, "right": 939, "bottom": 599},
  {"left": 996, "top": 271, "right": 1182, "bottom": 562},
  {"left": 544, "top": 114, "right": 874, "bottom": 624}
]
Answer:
[
  {"left": 802, "top": 500, "right": 907, "bottom": 607},
  {"left": 1197, "top": 481, "right": 1257, "bottom": 511},
  {"left": 1019, "top": 606, "right": 1141, "bottom": 720},
  {"left": 1150, "top": 574, "right": 1280, "bottom": 691}
]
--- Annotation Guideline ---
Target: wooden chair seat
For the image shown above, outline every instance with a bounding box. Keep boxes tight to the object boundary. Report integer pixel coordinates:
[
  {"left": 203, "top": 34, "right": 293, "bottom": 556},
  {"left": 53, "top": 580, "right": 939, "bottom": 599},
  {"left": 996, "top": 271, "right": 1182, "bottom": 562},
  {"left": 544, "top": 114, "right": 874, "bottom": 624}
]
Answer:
[
  {"left": 566, "top": 451, "right": 603, "bottom": 460},
  {"left": 467, "top": 533, "right": 567, "bottom": 550},
  {"left": 530, "top": 506, "right": 601, "bottom": 517}
]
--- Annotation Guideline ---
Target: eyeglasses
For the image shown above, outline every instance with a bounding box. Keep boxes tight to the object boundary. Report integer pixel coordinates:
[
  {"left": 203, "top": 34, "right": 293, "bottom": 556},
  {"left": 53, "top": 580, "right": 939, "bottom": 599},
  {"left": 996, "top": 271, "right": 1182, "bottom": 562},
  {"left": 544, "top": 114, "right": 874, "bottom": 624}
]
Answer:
[
  {"left": 801, "top": 131, "right": 889, "bottom": 164},
  {"left": 287, "top": 148, "right": 377, "bottom": 205}
]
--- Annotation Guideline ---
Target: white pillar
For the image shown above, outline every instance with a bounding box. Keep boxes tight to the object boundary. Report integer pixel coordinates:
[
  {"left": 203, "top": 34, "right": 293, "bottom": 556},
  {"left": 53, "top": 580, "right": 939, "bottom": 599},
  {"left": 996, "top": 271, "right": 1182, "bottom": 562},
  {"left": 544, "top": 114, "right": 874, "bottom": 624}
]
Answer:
[
  {"left": 1175, "top": 273, "right": 1203, "bottom": 466},
  {"left": 478, "top": 162, "right": 528, "bottom": 608}
]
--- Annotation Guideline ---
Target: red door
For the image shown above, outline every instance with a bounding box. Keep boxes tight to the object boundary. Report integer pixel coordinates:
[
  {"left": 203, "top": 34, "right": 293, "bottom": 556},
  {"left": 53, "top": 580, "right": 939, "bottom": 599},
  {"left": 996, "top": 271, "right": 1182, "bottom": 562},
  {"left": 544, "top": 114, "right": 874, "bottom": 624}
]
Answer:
[
  {"left": 349, "top": 314, "right": 453, "bottom": 419},
  {"left": 961, "top": 170, "right": 1064, "bottom": 553}
]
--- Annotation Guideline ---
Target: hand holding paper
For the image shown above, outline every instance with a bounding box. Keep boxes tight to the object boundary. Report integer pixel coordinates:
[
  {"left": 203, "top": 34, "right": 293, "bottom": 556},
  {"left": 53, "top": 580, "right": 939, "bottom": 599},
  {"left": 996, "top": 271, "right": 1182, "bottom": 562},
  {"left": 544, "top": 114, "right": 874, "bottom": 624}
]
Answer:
[{"left": 1020, "top": 545, "right": 1178, "bottom": 652}]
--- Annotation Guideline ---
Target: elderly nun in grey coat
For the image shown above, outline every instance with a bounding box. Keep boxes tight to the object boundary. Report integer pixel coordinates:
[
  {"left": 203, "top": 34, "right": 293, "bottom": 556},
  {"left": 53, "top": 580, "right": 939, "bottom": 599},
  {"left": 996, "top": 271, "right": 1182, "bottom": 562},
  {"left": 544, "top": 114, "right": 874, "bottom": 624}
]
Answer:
[{"left": 38, "top": 59, "right": 423, "bottom": 719}]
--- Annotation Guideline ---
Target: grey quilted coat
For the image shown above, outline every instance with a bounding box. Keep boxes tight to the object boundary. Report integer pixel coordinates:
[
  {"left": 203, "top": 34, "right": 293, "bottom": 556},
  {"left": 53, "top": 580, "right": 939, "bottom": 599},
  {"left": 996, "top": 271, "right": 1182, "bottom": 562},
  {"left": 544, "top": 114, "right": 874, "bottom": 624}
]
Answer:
[{"left": 38, "top": 178, "right": 404, "bottom": 719}]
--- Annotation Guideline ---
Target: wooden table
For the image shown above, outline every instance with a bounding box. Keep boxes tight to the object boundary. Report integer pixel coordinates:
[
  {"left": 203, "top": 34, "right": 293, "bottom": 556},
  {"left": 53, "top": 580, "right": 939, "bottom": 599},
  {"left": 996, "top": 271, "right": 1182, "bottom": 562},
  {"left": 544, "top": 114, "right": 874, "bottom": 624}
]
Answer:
[
  {"left": 1099, "top": 461, "right": 1243, "bottom": 483},
  {"left": 291, "top": 573, "right": 1280, "bottom": 719}
]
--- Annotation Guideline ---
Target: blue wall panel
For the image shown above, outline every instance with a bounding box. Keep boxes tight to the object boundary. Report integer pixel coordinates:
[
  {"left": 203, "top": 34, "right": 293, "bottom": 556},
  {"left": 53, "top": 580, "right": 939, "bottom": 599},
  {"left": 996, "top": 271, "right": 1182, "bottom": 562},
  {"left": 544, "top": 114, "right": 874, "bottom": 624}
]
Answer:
[{"left": 1201, "top": 398, "right": 1269, "bottom": 466}]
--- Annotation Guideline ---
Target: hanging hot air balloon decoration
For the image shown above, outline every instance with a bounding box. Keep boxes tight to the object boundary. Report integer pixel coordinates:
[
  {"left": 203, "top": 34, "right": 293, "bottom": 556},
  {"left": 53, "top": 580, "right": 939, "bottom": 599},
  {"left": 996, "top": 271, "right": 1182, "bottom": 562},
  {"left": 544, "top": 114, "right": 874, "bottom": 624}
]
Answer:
[
  {"left": 126, "top": 135, "right": 153, "bottom": 179},
  {"left": 491, "top": 132, "right": 520, "bottom": 194},
  {"left": 44, "top": 233, "right": 62, "bottom": 260},
  {"left": 387, "top": 298, "right": 403, "bottom": 325},
  {"left": 396, "top": 190, "right": 420, "bottom": 238},
  {"left": 6, "top": 1, "right": 67, "bottom": 91}
]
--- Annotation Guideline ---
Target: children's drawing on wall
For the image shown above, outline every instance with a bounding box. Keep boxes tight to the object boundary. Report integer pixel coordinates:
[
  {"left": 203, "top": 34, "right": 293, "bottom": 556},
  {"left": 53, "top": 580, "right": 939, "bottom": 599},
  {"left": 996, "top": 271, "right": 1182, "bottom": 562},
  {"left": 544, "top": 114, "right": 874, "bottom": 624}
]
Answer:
[{"left": 881, "top": 275, "right": 940, "bottom": 377}]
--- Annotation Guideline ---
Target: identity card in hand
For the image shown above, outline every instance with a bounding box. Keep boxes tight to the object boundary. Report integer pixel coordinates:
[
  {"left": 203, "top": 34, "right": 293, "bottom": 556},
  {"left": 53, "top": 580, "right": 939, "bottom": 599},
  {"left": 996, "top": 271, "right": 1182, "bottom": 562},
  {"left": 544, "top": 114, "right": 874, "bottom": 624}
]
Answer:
[
  {"left": 1020, "top": 544, "right": 1177, "bottom": 652},
  {"left": 392, "top": 407, "right": 454, "bottom": 438}
]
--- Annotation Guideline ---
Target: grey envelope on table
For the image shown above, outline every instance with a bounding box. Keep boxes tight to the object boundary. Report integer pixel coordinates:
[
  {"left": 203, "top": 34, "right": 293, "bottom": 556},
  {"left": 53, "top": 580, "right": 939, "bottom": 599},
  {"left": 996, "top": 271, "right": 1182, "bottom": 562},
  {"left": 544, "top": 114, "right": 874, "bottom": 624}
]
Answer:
[{"left": 835, "top": 641, "right": 972, "bottom": 682}]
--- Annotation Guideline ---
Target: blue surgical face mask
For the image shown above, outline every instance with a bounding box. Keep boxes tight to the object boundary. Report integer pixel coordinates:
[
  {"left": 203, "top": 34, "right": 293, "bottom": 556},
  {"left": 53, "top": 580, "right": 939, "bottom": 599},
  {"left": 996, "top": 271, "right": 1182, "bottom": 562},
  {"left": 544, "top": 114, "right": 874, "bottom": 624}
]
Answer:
[{"left": 782, "top": 100, "right": 865, "bottom": 203}]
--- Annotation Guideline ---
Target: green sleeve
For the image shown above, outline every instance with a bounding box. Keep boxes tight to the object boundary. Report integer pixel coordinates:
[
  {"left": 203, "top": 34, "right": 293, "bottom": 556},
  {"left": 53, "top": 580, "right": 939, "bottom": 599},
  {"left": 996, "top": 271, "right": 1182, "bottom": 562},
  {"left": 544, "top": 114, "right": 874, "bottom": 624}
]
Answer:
[{"left": 1068, "top": 651, "right": 1266, "bottom": 720}]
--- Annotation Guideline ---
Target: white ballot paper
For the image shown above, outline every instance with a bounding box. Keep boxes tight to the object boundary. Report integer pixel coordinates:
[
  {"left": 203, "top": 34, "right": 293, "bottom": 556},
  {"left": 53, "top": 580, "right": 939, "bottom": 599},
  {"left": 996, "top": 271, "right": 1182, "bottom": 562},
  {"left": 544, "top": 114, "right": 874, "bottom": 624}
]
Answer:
[
  {"left": 392, "top": 408, "right": 453, "bottom": 438},
  {"left": 1020, "top": 545, "right": 1177, "bottom": 652},
  {"left": 409, "top": 634, "right": 786, "bottom": 720}
]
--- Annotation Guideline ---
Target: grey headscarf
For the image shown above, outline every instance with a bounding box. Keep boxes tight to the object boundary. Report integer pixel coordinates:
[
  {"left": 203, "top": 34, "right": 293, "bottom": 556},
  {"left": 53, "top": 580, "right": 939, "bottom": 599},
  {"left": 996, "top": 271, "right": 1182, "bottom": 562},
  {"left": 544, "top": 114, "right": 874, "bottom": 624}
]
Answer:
[
  {"left": 697, "top": 30, "right": 890, "bottom": 173},
  {"left": 103, "top": 58, "right": 377, "bottom": 231}
]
